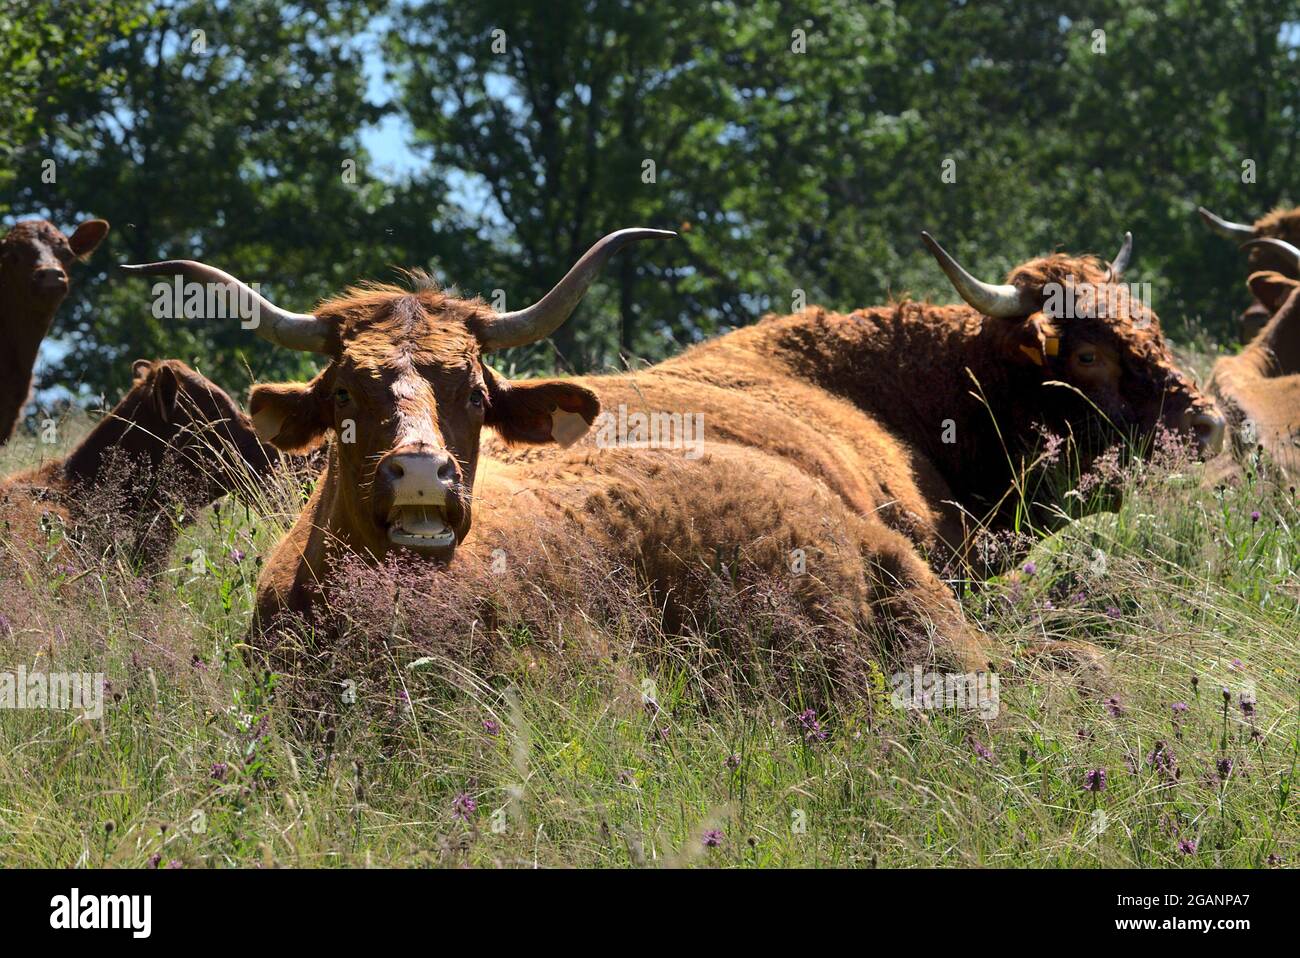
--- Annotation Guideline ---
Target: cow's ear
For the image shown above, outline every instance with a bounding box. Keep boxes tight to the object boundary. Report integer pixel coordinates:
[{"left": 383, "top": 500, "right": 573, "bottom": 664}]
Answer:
[
  {"left": 131, "top": 358, "right": 155, "bottom": 384},
  {"left": 151, "top": 363, "right": 180, "bottom": 423},
  {"left": 68, "top": 219, "right": 109, "bottom": 259},
  {"left": 483, "top": 366, "right": 600, "bottom": 446},
  {"left": 1247, "top": 270, "right": 1300, "bottom": 314},
  {"left": 1002, "top": 313, "right": 1059, "bottom": 368},
  {"left": 248, "top": 370, "right": 333, "bottom": 453}
]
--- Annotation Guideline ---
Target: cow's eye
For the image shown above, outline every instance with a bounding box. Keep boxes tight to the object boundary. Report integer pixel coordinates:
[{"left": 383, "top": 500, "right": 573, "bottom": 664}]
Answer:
[
  {"left": 469, "top": 386, "right": 485, "bottom": 408},
  {"left": 335, "top": 388, "right": 351, "bottom": 405},
  {"left": 1076, "top": 350, "right": 1097, "bottom": 366}
]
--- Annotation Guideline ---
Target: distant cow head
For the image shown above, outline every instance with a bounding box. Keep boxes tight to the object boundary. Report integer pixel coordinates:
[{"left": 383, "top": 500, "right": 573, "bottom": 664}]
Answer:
[
  {"left": 1199, "top": 205, "right": 1300, "bottom": 342},
  {"left": 79, "top": 359, "right": 282, "bottom": 508},
  {"left": 0, "top": 218, "right": 109, "bottom": 320},
  {"left": 922, "top": 231, "right": 1225, "bottom": 463},
  {"left": 121, "top": 230, "right": 673, "bottom": 560}
]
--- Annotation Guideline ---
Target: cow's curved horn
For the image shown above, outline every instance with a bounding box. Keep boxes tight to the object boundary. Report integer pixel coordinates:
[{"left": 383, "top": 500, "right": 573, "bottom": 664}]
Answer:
[
  {"left": 477, "top": 228, "right": 677, "bottom": 351},
  {"left": 1104, "top": 231, "right": 1133, "bottom": 283},
  {"left": 119, "top": 260, "right": 331, "bottom": 354},
  {"left": 920, "top": 231, "right": 1034, "bottom": 319},
  {"left": 1241, "top": 237, "right": 1300, "bottom": 272},
  {"left": 1198, "top": 206, "right": 1257, "bottom": 241}
]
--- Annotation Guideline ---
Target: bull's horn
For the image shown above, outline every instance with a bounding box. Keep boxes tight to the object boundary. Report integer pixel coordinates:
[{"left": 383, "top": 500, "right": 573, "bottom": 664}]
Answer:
[
  {"left": 1198, "top": 206, "right": 1257, "bottom": 241},
  {"left": 477, "top": 228, "right": 677, "bottom": 351},
  {"left": 119, "top": 260, "right": 331, "bottom": 354},
  {"left": 920, "top": 231, "right": 1034, "bottom": 319},
  {"left": 1241, "top": 237, "right": 1300, "bottom": 271},
  {"left": 1104, "top": 231, "right": 1133, "bottom": 283}
]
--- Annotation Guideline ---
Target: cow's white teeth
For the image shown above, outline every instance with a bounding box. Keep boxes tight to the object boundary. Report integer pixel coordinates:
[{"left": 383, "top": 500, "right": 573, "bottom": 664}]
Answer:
[{"left": 388, "top": 506, "right": 455, "bottom": 548}]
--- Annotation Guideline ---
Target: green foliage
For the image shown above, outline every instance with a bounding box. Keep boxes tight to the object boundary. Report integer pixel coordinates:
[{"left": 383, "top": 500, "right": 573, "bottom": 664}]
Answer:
[{"left": 4, "top": 0, "right": 1300, "bottom": 402}]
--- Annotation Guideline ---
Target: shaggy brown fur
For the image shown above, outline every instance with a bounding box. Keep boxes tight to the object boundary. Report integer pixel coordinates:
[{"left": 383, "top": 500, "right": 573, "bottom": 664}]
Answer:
[
  {"left": 486, "top": 252, "right": 1219, "bottom": 568},
  {"left": 0, "top": 219, "right": 109, "bottom": 442},
  {"left": 1209, "top": 271, "right": 1300, "bottom": 476},
  {"left": 254, "top": 442, "right": 998, "bottom": 689},
  {"left": 0, "top": 359, "right": 279, "bottom": 573}
]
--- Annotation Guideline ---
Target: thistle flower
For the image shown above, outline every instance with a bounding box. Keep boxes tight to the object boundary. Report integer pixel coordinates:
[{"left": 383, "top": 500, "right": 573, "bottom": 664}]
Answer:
[
  {"left": 969, "top": 737, "right": 994, "bottom": 762},
  {"left": 482, "top": 719, "right": 500, "bottom": 736},
  {"left": 1105, "top": 696, "right": 1124, "bottom": 717},
  {"left": 1022, "top": 561, "right": 1037, "bottom": 576},
  {"left": 702, "top": 829, "right": 724, "bottom": 848},
  {"left": 210, "top": 762, "right": 228, "bottom": 782},
  {"left": 1084, "top": 768, "right": 1107, "bottom": 792},
  {"left": 725, "top": 754, "right": 741, "bottom": 769},
  {"left": 1178, "top": 838, "right": 1197, "bottom": 855}
]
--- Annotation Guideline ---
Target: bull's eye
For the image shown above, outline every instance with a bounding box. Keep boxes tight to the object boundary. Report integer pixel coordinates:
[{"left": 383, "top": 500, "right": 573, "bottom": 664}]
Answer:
[
  {"left": 335, "top": 388, "right": 351, "bottom": 405},
  {"left": 1076, "top": 350, "right": 1097, "bottom": 366},
  {"left": 469, "top": 386, "right": 485, "bottom": 408}
]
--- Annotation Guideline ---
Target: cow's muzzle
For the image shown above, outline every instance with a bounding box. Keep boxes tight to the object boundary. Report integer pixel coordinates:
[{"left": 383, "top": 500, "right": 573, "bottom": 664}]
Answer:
[
  {"left": 375, "top": 447, "right": 464, "bottom": 556},
  {"left": 1181, "top": 406, "right": 1226, "bottom": 458}
]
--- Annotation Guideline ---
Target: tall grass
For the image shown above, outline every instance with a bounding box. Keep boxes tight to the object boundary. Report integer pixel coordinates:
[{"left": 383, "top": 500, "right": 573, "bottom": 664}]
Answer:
[{"left": 0, "top": 376, "right": 1296, "bottom": 868}]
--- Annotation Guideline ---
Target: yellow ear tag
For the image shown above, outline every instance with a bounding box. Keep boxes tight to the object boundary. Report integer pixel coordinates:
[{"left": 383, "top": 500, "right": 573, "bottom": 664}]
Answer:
[
  {"left": 1019, "top": 345, "right": 1045, "bottom": 366},
  {"left": 1044, "top": 337, "right": 1060, "bottom": 357}
]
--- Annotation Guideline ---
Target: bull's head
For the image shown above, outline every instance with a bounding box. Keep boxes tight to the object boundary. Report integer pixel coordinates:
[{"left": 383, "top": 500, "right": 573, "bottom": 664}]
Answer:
[
  {"left": 1, "top": 219, "right": 109, "bottom": 315},
  {"left": 921, "top": 231, "right": 1225, "bottom": 459},
  {"left": 121, "top": 230, "right": 673, "bottom": 559},
  {"left": 1199, "top": 205, "right": 1300, "bottom": 342}
]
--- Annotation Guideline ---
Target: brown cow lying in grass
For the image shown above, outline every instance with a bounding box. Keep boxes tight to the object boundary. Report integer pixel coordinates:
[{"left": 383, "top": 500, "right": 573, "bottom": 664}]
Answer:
[
  {"left": 485, "top": 232, "right": 1225, "bottom": 572},
  {"left": 0, "top": 218, "right": 110, "bottom": 443},
  {"left": 0, "top": 359, "right": 279, "bottom": 575},
  {"left": 1208, "top": 238, "right": 1300, "bottom": 477},
  {"left": 120, "top": 231, "right": 1001, "bottom": 690},
  {"left": 1200, "top": 205, "right": 1300, "bottom": 343}
]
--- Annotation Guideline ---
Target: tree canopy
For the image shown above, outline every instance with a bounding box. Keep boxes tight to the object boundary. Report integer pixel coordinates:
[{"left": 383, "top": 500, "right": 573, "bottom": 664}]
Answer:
[{"left": 3, "top": 0, "right": 1298, "bottom": 403}]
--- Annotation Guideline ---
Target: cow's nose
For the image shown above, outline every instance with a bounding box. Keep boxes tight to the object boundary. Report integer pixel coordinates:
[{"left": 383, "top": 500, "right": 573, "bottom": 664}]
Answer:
[
  {"left": 378, "top": 449, "right": 459, "bottom": 504},
  {"left": 34, "top": 267, "right": 68, "bottom": 291},
  {"left": 1185, "top": 408, "right": 1226, "bottom": 457}
]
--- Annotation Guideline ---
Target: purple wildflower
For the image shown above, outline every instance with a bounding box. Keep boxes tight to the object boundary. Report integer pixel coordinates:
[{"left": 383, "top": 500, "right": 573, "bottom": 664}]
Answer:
[
  {"left": 796, "top": 708, "right": 828, "bottom": 742},
  {"left": 482, "top": 719, "right": 500, "bottom": 736},
  {"left": 1105, "top": 606, "right": 1121, "bottom": 619},
  {"left": 229, "top": 548, "right": 246, "bottom": 564},
  {"left": 1178, "top": 838, "right": 1197, "bottom": 855},
  {"left": 1105, "top": 696, "right": 1125, "bottom": 717},
  {"left": 1171, "top": 702, "right": 1190, "bottom": 714},
  {"left": 969, "top": 737, "right": 994, "bottom": 762},
  {"left": 147, "top": 853, "right": 162, "bottom": 868},
  {"left": 210, "top": 762, "right": 228, "bottom": 782},
  {"left": 1084, "top": 768, "right": 1107, "bottom": 792},
  {"left": 725, "top": 754, "right": 741, "bottom": 770},
  {"left": 1216, "top": 757, "right": 1233, "bottom": 782},
  {"left": 1250, "top": 510, "right": 1261, "bottom": 523},
  {"left": 451, "top": 792, "right": 477, "bottom": 821},
  {"left": 1147, "top": 741, "right": 1178, "bottom": 783},
  {"left": 1022, "top": 561, "right": 1037, "bottom": 576},
  {"left": 702, "top": 829, "right": 724, "bottom": 848}
]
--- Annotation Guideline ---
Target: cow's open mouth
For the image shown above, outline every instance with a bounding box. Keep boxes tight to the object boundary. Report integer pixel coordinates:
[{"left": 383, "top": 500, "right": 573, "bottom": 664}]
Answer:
[{"left": 386, "top": 505, "right": 456, "bottom": 553}]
